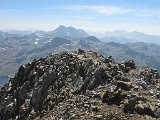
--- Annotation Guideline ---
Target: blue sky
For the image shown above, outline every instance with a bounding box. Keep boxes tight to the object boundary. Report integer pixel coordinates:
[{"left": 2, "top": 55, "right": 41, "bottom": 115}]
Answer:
[{"left": 0, "top": 0, "right": 160, "bottom": 35}]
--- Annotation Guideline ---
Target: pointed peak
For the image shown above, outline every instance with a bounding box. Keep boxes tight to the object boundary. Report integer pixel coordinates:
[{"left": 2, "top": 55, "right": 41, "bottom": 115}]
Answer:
[
  {"left": 58, "top": 25, "right": 66, "bottom": 28},
  {"left": 50, "top": 25, "right": 89, "bottom": 38}
]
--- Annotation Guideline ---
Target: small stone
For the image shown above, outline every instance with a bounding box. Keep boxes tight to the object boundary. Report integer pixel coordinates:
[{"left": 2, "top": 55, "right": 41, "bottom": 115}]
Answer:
[
  {"left": 91, "top": 106, "right": 99, "bottom": 112},
  {"left": 135, "top": 103, "right": 144, "bottom": 114},
  {"left": 95, "top": 115, "right": 103, "bottom": 120}
]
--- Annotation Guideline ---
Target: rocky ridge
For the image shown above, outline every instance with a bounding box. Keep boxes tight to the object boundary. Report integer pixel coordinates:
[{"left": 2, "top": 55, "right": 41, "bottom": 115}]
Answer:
[{"left": 0, "top": 50, "right": 160, "bottom": 120}]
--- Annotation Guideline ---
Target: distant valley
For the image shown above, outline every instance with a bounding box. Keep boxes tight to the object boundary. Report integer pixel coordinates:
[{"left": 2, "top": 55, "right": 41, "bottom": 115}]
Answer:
[{"left": 0, "top": 25, "right": 160, "bottom": 84}]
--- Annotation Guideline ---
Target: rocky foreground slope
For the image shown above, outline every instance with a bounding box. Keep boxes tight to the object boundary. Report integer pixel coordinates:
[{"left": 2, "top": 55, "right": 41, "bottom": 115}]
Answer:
[{"left": 0, "top": 50, "right": 160, "bottom": 120}]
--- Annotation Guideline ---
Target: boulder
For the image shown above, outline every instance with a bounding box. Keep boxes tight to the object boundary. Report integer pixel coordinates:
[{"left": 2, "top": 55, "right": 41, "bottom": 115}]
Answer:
[
  {"left": 154, "top": 108, "right": 160, "bottom": 118},
  {"left": 124, "top": 60, "right": 136, "bottom": 69},
  {"left": 135, "top": 103, "right": 144, "bottom": 115},
  {"left": 117, "top": 81, "right": 132, "bottom": 91},
  {"left": 102, "top": 89, "right": 127, "bottom": 105}
]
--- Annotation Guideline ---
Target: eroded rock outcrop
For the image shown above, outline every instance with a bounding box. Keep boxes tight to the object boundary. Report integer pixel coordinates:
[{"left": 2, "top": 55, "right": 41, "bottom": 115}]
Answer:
[{"left": 0, "top": 50, "right": 160, "bottom": 120}]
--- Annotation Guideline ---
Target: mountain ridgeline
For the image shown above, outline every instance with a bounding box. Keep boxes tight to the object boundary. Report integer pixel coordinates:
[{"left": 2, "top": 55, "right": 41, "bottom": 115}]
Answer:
[
  {"left": 49, "top": 25, "right": 89, "bottom": 38},
  {"left": 0, "top": 25, "right": 160, "bottom": 84}
]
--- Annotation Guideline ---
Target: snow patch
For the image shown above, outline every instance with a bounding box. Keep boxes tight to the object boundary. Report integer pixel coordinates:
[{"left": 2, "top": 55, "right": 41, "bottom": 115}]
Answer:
[{"left": 35, "top": 42, "right": 38, "bottom": 44}]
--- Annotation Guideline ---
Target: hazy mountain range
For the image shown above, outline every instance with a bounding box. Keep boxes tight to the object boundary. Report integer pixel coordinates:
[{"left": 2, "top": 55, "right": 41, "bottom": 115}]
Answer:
[
  {"left": 0, "top": 25, "right": 160, "bottom": 84},
  {"left": 100, "top": 30, "right": 160, "bottom": 44}
]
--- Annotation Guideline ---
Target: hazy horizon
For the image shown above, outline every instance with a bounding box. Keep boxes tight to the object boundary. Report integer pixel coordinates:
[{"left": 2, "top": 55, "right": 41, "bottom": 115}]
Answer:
[
  {"left": 1, "top": 25, "right": 159, "bottom": 37},
  {"left": 0, "top": 0, "right": 160, "bottom": 35}
]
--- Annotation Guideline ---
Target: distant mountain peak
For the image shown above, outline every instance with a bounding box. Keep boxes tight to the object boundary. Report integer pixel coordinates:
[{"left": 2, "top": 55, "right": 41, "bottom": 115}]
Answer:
[
  {"left": 56, "top": 25, "right": 66, "bottom": 29},
  {"left": 50, "top": 25, "right": 89, "bottom": 38}
]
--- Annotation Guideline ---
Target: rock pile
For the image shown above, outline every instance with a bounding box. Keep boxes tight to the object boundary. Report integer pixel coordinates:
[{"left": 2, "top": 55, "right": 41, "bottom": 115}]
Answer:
[{"left": 0, "top": 50, "right": 160, "bottom": 120}]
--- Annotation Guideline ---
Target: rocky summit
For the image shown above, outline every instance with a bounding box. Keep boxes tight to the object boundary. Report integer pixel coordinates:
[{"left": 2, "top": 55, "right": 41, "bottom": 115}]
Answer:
[{"left": 0, "top": 50, "right": 160, "bottom": 120}]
